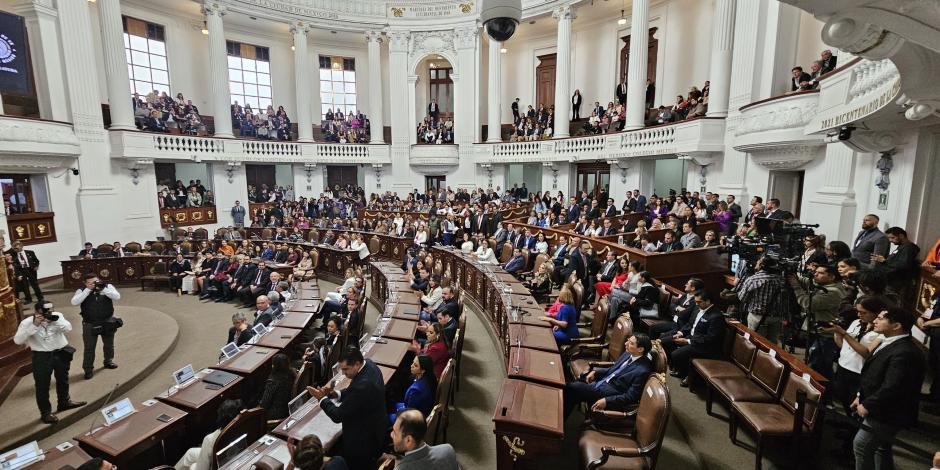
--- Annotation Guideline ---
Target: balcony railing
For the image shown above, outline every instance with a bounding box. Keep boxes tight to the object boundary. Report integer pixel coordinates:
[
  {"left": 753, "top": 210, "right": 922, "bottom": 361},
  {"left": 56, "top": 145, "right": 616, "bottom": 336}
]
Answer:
[
  {"left": 734, "top": 90, "right": 823, "bottom": 152},
  {"left": 805, "top": 58, "right": 901, "bottom": 133},
  {"left": 0, "top": 115, "right": 81, "bottom": 164},
  {"left": 410, "top": 144, "right": 459, "bottom": 166}
]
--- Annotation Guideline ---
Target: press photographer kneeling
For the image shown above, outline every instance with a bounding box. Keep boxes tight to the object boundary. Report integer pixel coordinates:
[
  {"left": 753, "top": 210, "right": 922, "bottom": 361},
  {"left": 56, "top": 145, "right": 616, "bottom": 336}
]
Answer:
[
  {"left": 70, "top": 274, "right": 122, "bottom": 380},
  {"left": 13, "top": 301, "right": 86, "bottom": 424}
]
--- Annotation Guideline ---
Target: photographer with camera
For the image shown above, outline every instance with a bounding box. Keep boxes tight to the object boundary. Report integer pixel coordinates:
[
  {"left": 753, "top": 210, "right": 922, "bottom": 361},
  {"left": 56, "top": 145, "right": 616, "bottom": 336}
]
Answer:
[
  {"left": 13, "top": 301, "right": 86, "bottom": 423},
  {"left": 736, "top": 256, "right": 789, "bottom": 344},
  {"left": 70, "top": 274, "right": 122, "bottom": 379},
  {"left": 787, "top": 263, "right": 848, "bottom": 379}
]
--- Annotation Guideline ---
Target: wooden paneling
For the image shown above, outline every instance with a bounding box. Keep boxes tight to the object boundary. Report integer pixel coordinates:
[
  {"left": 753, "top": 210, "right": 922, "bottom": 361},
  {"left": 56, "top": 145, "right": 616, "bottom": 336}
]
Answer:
[
  {"left": 7, "top": 212, "right": 57, "bottom": 246},
  {"left": 159, "top": 206, "right": 218, "bottom": 228},
  {"left": 535, "top": 54, "right": 556, "bottom": 110}
]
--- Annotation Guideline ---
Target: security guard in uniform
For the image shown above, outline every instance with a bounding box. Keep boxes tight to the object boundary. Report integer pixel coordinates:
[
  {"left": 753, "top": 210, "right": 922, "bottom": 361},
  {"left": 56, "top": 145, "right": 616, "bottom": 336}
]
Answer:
[
  {"left": 14, "top": 301, "right": 86, "bottom": 423},
  {"left": 70, "top": 274, "right": 122, "bottom": 379}
]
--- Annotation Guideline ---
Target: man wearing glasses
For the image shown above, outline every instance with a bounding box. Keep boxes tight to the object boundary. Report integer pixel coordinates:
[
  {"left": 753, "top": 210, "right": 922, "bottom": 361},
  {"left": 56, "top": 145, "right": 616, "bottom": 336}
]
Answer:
[{"left": 788, "top": 263, "right": 848, "bottom": 379}]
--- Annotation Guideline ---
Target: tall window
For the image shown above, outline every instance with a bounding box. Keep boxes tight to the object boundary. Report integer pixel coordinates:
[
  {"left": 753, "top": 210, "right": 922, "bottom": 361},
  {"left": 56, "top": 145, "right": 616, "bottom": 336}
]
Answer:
[
  {"left": 122, "top": 16, "right": 169, "bottom": 96},
  {"left": 428, "top": 66, "right": 454, "bottom": 116},
  {"left": 228, "top": 41, "right": 272, "bottom": 110},
  {"left": 319, "top": 56, "right": 357, "bottom": 118}
]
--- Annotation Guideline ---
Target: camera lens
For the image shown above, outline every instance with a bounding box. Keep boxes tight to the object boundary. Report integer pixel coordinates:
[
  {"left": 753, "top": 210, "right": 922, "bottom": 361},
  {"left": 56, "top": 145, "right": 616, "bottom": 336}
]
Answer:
[{"left": 485, "top": 18, "right": 518, "bottom": 42}]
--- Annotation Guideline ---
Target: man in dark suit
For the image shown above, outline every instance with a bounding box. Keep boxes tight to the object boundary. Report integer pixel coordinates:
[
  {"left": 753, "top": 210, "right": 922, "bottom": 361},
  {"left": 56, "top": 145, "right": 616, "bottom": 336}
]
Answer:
[
  {"left": 566, "top": 197, "right": 581, "bottom": 224},
  {"left": 503, "top": 248, "right": 525, "bottom": 277},
  {"left": 599, "top": 219, "right": 618, "bottom": 237},
  {"left": 222, "top": 256, "right": 253, "bottom": 302},
  {"left": 427, "top": 100, "right": 440, "bottom": 122},
  {"left": 252, "top": 295, "right": 276, "bottom": 328},
  {"left": 873, "top": 227, "right": 921, "bottom": 302},
  {"left": 790, "top": 66, "right": 812, "bottom": 91},
  {"left": 561, "top": 240, "right": 589, "bottom": 287},
  {"left": 237, "top": 260, "right": 271, "bottom": 306},
  {"left": 726, "top": 194, "right": 743, "bottom": 224},
  {"left": 615, "top": 82, "right": 628, "bottom": 106},
  {"left": 653, "top": 278, "right": 704, "bottom": 354},
  {"left": 820, "top": 49, "right": 838, "bottom": 74},
  {"left": 11, "top": 242, "right": 42, "bottom": 302},
  {"left": 669, "top": 290, "right": 726, "bottom": 386},
  {"left": 852, "top": 214, "right": 889, "bottom": 266},
  {"left": 604, "top": 199, "right": 618, "bottom": 218},
  {"left": 308, "top": 349, "right": 387, "bottom": 470},
  {"left": 391, "top": 409, "right": 459, "bottom": 470},
  {"left": 586, "top": 199, "right": 601, "bottom": 219},
  {"left": 852, "top": 308, "right": 925, "bottom": 469},
  {"left": 645, "top": 79, "right": 656, "bottom": 109},
  {"left": 764, "top": 198, "right": 785, "bottom": 219},
  {"left": 564, "top": 333, "right": 654, "bottom": 417},
  {"left": 511, "top": 98, "right": 520, "bottom": 123},
  {"left": 656, "top": 231, "right": 684, "bottom": 253},
  {"left": 78, "top": 242, "right": 98, "bottom": 259}
]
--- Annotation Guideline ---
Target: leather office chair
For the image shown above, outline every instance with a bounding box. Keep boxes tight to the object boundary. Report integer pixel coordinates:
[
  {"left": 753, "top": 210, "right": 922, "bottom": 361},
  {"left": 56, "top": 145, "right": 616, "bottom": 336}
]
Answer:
[
  {"left": 435, "top": 359, "right": 455, "bottom": 442},
  {"left": 307, "top": 230, "right": 319, "bottom": 243},
  {"left": 125, "top": 242, "right": 142, "bottom": 253},
  {"left": 693, "top": 332, "right": 757, "bottom": 383},
  {"left": 194, "top": 228, "right": 208, "bottom": 240},
  {"left": 309, "top": 250, "right": 319, "bottom": 276},
  {"left": 173, "top": 228, "right": 186, "bottom": 240},
  {"left": 498, "top": 242, "right": 514, "bottom": 264},
  {"left": 151, "top": 241, "right": 166, "bottom": 253},
  {"left": 449, "top": 328, "right": 463, "bottom": 403},
  {"left": 369, "top": 236, "right": 381, "bottom": 256},
  {"left": 567, "top": 314, "right": 633, "bottom": 379},
  {"left": 140, "top": 260, "right": 170, "bottom": 291},
  {"left": 181, "top": 240, "right": 193, "bottom": 253},
  {"left": 261, "top": 228, "right": 273, "bottom": 239},
  {"left": 579, "top": 374, "right": 671, "bottom": 470},
  {"left": 96, "top": 244, "right": 114, "bottom": 255},
  {"left": 565, "top": 297, "right": 610, "bottom": 356},
  {"left": 706, "top": 350, "right": 787, "bottom": 417},
  {"left": 425, "top": 403, "right": 444, "bottom": 446}
]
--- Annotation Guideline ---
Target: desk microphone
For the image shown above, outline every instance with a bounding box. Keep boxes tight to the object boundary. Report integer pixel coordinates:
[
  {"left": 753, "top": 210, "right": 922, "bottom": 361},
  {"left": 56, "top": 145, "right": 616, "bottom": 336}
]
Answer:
[{"left": 87, "top": 382, "right": 120, "bottom": 435}]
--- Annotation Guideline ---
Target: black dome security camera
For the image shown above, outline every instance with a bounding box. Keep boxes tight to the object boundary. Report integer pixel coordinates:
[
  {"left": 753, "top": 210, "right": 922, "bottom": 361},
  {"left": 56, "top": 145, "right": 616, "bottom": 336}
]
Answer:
[
  {"left": 481, "top": 0, "right": 521, "bottom": 42},
  {"left": 485, "top": 18, "right": 518, "bottom": 42}
]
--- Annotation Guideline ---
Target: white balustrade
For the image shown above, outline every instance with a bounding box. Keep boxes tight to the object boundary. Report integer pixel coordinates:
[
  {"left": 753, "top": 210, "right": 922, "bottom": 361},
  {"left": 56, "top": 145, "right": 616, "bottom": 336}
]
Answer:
[
  {"left": 152, "top": 134, "right": 227, "bottom": 154},
  {"left": 555, "top": 135, "right": 607, "bottom": 155},
  {"left": 847, "top": 59, "right": 899, "bottom": 105},
  {"left": 242, "top": 140, "right": 302, "bottom": 157}
]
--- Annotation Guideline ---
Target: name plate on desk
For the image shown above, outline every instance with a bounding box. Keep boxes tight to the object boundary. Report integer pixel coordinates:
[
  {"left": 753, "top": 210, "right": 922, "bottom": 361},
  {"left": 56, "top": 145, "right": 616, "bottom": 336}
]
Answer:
[
  {"left": 101, "top": 398, "right": 136, "bottom": 426},
  {"left": 0, "top": 441, "right": 42, "bottom": 469}
]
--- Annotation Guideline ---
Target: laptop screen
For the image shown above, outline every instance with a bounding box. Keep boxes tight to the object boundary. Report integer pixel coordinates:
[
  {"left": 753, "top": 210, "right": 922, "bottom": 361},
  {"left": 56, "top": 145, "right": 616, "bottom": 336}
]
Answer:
[
  {"left": 288, "top": 390, "right": 310, "bottom": 415},
  {"left": 220, "top": 342, "right": 240, "bottom": 359},
  {"left": 214, "top": 434, "right": 248, "bottom": 468},
  {"left": 172, "top": 364, "right": 195, "bottom": 386}
]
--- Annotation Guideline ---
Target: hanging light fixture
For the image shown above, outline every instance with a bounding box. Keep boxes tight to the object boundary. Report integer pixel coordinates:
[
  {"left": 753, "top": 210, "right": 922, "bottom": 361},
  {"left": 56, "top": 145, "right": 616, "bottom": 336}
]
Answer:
[
  {"left": 201, "top": 21, "right": 209, "bottom": 35},
  {"left": 617, "top": 9, "right": 627, "bottom": 25}
]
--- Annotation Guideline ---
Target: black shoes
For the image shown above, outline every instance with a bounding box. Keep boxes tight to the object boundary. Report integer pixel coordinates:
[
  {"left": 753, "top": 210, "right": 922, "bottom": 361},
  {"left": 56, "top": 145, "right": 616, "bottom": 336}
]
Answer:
[
  {"left": 57, "top": 400, "right": 87, "bottom": 412},
  {"left": 680, "top": 378, "right": 690, "bottom": 388},
  {"left": 84, "top": 370, "right": 94, "bottom": 379},
  {"left": 40, "top": 413, "right": 58, "bottom": 424},
  {"left": 104, "top": 362, "right": 118, "bottom": 369}
]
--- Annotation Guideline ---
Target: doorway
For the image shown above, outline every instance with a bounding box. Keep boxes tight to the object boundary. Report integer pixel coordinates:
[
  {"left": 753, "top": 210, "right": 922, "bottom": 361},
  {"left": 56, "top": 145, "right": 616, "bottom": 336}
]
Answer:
[
  {"left": 619, "top": 28, "right": 659, "bottom": 106},
  {"left": 326, "top": 165, "right": 359, "bottom": 191},
  {"left": 425, "top": 175, "right": 446, "bottom": 193},
  {"left": 768, "top": 170, "right": 805, "bottom": 218},
  {"left": 535, "top": 54, "right": 557, "bottom": 110},
  {"left": 575, "top": 162, "right": 611, "bottom": 200}
]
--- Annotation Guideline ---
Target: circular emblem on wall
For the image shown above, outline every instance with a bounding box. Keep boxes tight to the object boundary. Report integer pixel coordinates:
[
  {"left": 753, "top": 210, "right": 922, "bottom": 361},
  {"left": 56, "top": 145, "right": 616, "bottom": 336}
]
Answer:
[
  {"left": 336, "top": 261, "right": 341, "bottom": 270},
  {"left": 99, "top": 269, "right": 110, "bottom": 278},
  {"left": 0, "top": 34, "right": 17, "bottom": 65},
  {"left": 125, "top": 267, "right": 135, "bottom": 276},
  {"left": 71, "top": 270, "right": 82, "bottom": 280}
]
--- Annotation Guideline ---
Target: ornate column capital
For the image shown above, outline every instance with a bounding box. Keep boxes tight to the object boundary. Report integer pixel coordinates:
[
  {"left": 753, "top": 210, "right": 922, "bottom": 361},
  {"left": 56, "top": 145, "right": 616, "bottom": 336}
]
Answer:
[
  {"left": 454, "top": 25, "right": 478, "bottom": 50},
  {"left": 365, "top": 30, "right": 384, "bottom": 44},
  {"left": 202, "top": 0, "right": 228, "bottom": 17},
  {"left": 386, "top": 30, "right": 410, "bottom": 52},
  {"left": 822, "top": 13, "right": 904, "bottom": 60},
  {"left": 289, "top": 21, "right": 308, "bottom": 36},
  {"left": 552, "top": 4, "right": 575, "bottom": 22}
]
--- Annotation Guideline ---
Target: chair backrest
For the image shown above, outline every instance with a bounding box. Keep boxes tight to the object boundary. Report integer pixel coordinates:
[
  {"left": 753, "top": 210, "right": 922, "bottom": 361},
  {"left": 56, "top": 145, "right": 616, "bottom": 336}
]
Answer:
[
  {"left": 532, "top": 253, "right": 549, "bottom": 271},
  {"left": 194, "top": 228, "right": 208, "bottom": 239},
  {"left": 571, "top": 282, "right": 584, "bottom": 315},
  {"left": 237, "top": 228, "right": 247, "bottom": 240},
  {"left": 498, "top": 243, "right": 513, "bottom": 263},
  {"left": 458, "top": 312, "right": 467, "bottom": 334},
  {"left": 369, "top": 236, "right": 380, "bottom": 255},
  {"left": 779, "top": 372, "right": 823, "bottom": 429},
  {"left": 487, "top": 238, "right": 496, "bottom": 250},
  {"left": 650, "top": 339, "right": 668, "bottom": 374},
  {"left": 451, "top": 328, "right": 463, "bottom": 362},
  {"left": 607, "top": 314, "right": 633, "bottom": 361},
  {"left": 173, "top": 228, "right": 186, "bottom": 240},
  {"left": 212, "top": 407, "right": 267, "bottom": 468},
  {"left": 657, "top": 289, "right": 673, "bottom": 319},
  {"left": 589, "top": 297, "right": 610, "bottom": 339},
  {"left": 292, "top": 362, "right": 314, "bottom": 396},
  {"left": 307, "top": 230, "right": 319, "bottom": 243},
  {"left": 730, "top": 333, "right": 758, "bottom": 372},
  {"left": 309, "top": 250, "right": 319, "bottom": 269},
  {"left": 152, "top": 260, "right": 168, "bottom": 274},
  {"left": 566, "top": 271, "right": 578, "bottom": 288},
  {"left": 181, "top": 240, "right": 193, "bottom": 253},
  {"left": 97, "top": 244, "right": 113, "bottom": 254},
  {"left": 435, "top": 359, "right": 454, "bottom": 407},
  {"left": 125, "top": 242, "right": 142, "bottom": 253},
  {"left": 425, "top": 403, "right": 443, "bottom": 446},
  {"left": 747, "top": 350, "right": 788, "bottom": 397},
  {"left": 520, "top": 250, "right": 530, "bottom": 268},
  {"left": 152, "top": 241, "right": 166, "bottom": 253},
  {"left": 633, "top": 375, "right": 671, "bottom": 467},
  {"left": 261, "top": 228, "right": 273, "bottom": 239}
]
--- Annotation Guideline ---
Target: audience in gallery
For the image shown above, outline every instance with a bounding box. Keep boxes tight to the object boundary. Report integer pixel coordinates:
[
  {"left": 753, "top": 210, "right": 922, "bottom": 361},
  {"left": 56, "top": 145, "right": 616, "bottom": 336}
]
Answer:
[
  {"left": 322, "top": 108, "right": 371, "bottom": 143},
  {"left": 134, "top": 90, "right": 206, "bottom": 135},
  {"left": 791, "top": 48, "right": 839, "bottom": 92},
  {"left": 231, "top": 102, "right": 293, "bottom": 140},
  {"left": 157, "top": 179, "right": 214, "bottom": 209},
  {"left": 416, "top": 114, "right": 454, "bottom": 144}
]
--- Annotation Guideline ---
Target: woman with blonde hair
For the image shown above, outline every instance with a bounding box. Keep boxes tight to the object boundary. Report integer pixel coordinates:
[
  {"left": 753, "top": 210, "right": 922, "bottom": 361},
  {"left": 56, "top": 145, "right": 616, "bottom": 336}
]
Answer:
[{"left": 540, "top": 287, "right": 579, "bottom": 345}]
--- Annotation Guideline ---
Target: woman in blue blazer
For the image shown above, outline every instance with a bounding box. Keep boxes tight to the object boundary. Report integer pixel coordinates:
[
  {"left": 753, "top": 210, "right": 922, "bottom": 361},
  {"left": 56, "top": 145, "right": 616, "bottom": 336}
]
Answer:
[
  {"left": 390, "top": 355, "right": 438, "bottom": 424},
  {"left": 541, "top": 287, "right": 580, "bottom": 345}
]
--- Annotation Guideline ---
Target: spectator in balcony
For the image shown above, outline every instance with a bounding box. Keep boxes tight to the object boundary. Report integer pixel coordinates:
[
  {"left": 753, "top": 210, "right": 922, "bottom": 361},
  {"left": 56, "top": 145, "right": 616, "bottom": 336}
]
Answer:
[
  {"left": 572, "top": 89, "right": 582, "bottom": 120},
  {"left": 671, "top": 95, "right": 689, "bottom": 120},
  {"left": 428, "top": 99, "right": 440, "bottom": 122},
  {"left": 186, "top": 188, "right": 203, "bottom": 207},
  {"left": 145, "top": 110, "right": 168, "bottom": 132},
  {"left": 805, "top": 61, "right": 824, "bottom": 90},
  {"left": 615, "top": 80, "right": 628, "bottom": 106},
  {"left": 686, "top": 98, "right": 706, "bottom": 119},
  {"left": 592, "top": 101, "right": 604, "bottom": 119},
  {"left": 656, "top": 106, "right": 673, "bottom": 124},
  {"left": 820, "top": 49, "right": 838, "bottom": 74},
  {"left": 645, "top": 79, "right": 656, "bottom": 110},
  {"left": 512, "top": 98, "right": 520, "bottom": 123},
  {"left": 790, "top": 66, "right": 813, "bottom": 92},
  {"left": 275, "top": 107, "right": 292, "bottom": 140}
]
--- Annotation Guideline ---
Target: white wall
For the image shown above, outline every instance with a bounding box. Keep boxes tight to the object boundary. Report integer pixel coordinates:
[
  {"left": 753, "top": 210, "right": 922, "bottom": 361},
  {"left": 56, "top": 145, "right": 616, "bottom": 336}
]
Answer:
[{"left": 174, "top": 163, "right": 210, "bottom": 187}]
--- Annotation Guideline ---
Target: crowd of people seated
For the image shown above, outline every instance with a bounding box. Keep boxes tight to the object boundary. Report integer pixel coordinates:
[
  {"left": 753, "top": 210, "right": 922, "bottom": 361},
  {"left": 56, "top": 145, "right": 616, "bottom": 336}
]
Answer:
[
  {"left": 509, "top": 98, "right": 555, "bottom": 141},
  {"left": 133, "top": 90, "right": 206, "bottom": 135},
  {"left": 791, "top": 49, "right": 839, "bottom": 92},
  {"left": 416, "top": 116, "right": 454, "bottom": 144},
  {"left": 157, "top": 179, "right": 215, "bottom": 208},
  {"left": 231, "top": 102, "right": 293, "bottom": 140},
  {"left": 323, "top": 108, "right": 370, "bottom": 143}
]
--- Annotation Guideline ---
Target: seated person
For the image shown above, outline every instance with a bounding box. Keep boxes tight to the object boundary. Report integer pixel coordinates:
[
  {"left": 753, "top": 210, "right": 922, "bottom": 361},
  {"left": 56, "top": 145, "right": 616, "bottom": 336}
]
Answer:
[
  {"left": 503, "top": 248, "right": 526, "bottom": 276},
  {"left": 390, "top": 355, "right": 438, "bottom": 424},
  {"left": 227, "top": 312, "right": 253, "bottom": 346},
  {"left": 252, "top": 295, "right": 275, "bottom": 328},
  {"left": 344, "top": 297, "right": 362, "bottom": 335},
  {"left": 303, "top": 316, "right": 344, "bottom": 385},
  {"left": 419, "top": 286, "right": 459, "bottom": 325},
  {"left": 174, "top": 399, "right": 241, "bottom": 470},
  {"left": 267, "top": 290, "right": 284, "bottom": 317},
  {"left": 656, "top": 230, "right": 684, "bottom": 252},
  {"left": 390, "top": 409, "right": 460, "bottom": 470},
  {"left": 288, "top": 434, "right": 348, "bottom": 470},
  {"left": 627, "top": 270, "right": 661, "bottom": 323},
  {"left": 326, "top": 268, "right": 357, "bottom": 302},
  {"left": 563, "top": 334, "right": 654, "bottom": 417},
  {"left": 651, "top": 277, "right": 704, "bottom": 350},
  {"left": 539, "top": 287, "right": 579, "bottom": 345},
  {"left": 523, "top": 260, "right": 554, "bottom": 303},
  {"left": 409, "top": 322, "right": 451, "bottom": 378},
  {"left": 669, "top": 290, "right": 726, "bottom": 386},
  {"left": 252, "top": 353, "right": 295, "bottom": 420}
]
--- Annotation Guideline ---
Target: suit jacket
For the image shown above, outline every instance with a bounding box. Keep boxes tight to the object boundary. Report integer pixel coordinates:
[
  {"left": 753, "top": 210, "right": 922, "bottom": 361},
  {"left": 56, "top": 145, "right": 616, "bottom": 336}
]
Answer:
[
  {"left": 625, "top": 197, "right": 638, "bottom": 213},
  {"left": 765, "top": 210, "right": 786, "bottom": 220},
  {"left": 821, "top": 55, "right": 838, "bottom": 74},
  {"left": 248, "top": 267, "right": 272, "bottom": 287},
  {"left": 681, "top": 306, "right": 726, "bottom": 356},
  {"left": 876, "top": 242, "right": 920, "bottom": 283},
  {"left": 493, "top": 228, "right": 509, "bottom": 246},
  {"left": 728, "top": 202, "right": 743, "bottom": 222},
  {"left": 604, "top": 206, "right": 618, "bottom": 218},
  {"left": 851, "top": 228, "right": 888, "bottom": 265},
  {"left": 320, "top": 359, "right": 387, "bottom": 469},
  {"left": 597, "top": 261, "right": 618, "bottom": 282},
  {"left": 169, "top": 259, "right": 191, "bottom": 276},
  {"left": 587, "top": 207, "right": 600, "bottom": 219},
  {"left": 593, "top": 354, "right": 654, "bottom": 408},
  {"left": 228, "top": 327, "right": 253, "bottom": 346},
  {"left": 859, "top": 336, "right": 926, "bottom": 427},
  {"left": 504, "top": 256, "right": 525, "bottom": 274},
  {"left": 253, "top": 306, "right": 275, "bottom": 327},
  {"left": 615, "top": 83, "right": 628, "bottom": 102},
  {"left": 396, "top": 443, "right": 460, "bottom": 470},
  {"left": 791, "top": 72, "right": 812, "bottom": 91},
  {"left": 657, "top": 240, "right": 684, "bottom": 253},
  {"left": 11, "top": 250, "right": 39, "bottom": 271},
  {"left": 600, "top": 226, "right": 618, "bottom": 237},
  {"left": 566, "top": 205, "right": 580, "bottom": 224},
  {"left": 636, "top": 196, "right": 648, "bottom": 211},
  {"left": 78, "top": 248, "right": 98, "bottom": 258},
  {"left": 551, "top": 244, "right": 569, "bottom": 264},
  {"left": 561, "top": 249, "right": 587, "bottom": 282}
]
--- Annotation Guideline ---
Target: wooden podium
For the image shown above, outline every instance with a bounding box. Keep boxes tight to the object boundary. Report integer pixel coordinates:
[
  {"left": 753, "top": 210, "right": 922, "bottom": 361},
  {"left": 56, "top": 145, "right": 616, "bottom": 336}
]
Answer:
[{"left": 0, "top": 254, "right": 31, "bottom": 406}]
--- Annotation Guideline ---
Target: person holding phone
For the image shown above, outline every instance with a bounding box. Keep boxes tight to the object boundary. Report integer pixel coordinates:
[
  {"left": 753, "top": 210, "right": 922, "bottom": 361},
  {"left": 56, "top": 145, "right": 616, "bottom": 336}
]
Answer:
[{"left": 14, "top": 301, "right": 86, "bottom": 424}]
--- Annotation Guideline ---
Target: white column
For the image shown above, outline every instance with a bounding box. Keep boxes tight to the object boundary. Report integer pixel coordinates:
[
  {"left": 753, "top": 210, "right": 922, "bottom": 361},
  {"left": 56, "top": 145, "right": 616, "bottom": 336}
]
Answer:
[
  {"left": 204, "top": 1, "right": 233, "bottom": 138},
  {"left": 387, "top": 31, "right": 415, "bottom": 191},
  {"left": 706, "top": 0, "right": 735, "bottom": 117},
  {"left": 366, "top": 31, "right": 385, "bottom": 144},
  {"left": 486, "top": 38, "right": 502, "bottom": 142},
  {"left": 12, "top": 0, "right": 69, "bottom": 121},
  {"left": 291, "top": 22, "right": 313, "bottom": 142},
  {"left": 624, "top": 0, "right": 649, "bottom": 130},
  {"left": 97, "top": 0, "right": 135, "bottom": 129},
  {"left": 552, "top": 5, "right": 574, "bottom": 137}
]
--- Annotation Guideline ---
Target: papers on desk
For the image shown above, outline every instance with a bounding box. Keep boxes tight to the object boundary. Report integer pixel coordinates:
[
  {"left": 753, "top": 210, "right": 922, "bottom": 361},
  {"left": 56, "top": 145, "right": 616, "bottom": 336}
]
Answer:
[
  {"left": 101, "top": 398, "right": 136, "bottom": 426},
  {"left": 0, "top": 441, "right": 43, "bottom": 469}
]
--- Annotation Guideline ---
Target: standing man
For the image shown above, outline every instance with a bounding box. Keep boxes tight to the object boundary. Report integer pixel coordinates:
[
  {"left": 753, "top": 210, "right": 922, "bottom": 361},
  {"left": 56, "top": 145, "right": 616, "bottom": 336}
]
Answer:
[
  {"left": 307, "top": 349, "right": 387, "bottom": 470},
  {"left": 11, "top": 242, "right": 42, "bottom": 303},
  {"left": 70, "top": 274, "right": 122, "bottom": 379},
  {"left": 14, "top": 301, "right": 86, "bottom": 424},
  {"left": 726, "top": 195, "right": 742, "bottom": 225},
  {"left": 852, "top": 214, "right": 888, "bottom": 266},
  {"left": 872, "top": 227, "right": 920, "bottom": 305},
  {"left": 427, "top": 99, "right": 440, "bottom": 122},
  {"left": 615, "top": 81, "right": 628, "bottom": 106},
  {"left": 852, "top": 308, "right": 926, "bottom": 470},
  {"left": 511, "top": 98, "right": 520, "bottom": 123},
  {"left": 231, "top": 200, "right": 246, "bottom": 227}
]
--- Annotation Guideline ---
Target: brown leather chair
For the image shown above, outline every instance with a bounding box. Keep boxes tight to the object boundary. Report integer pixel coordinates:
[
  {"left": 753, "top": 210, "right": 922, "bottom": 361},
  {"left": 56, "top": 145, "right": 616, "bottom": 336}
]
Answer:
[
  {"left": 211, "top": 407, "right": 267, "bottom": 469},
  {"left": 173, "top": 228, "right": 186, "bottom": 240},
  {"left": 567, "top": 297, "right": 609, "bottom": 353},
  {"left": 368, "top": 236, "right": 381, "bottom": 256},
  {"left": 498, "top": 242, "right": 514, "bottom": 263},
  {"left": 571, "top": 282, "right": 584, "bottom": 313},
  {"left": 181, "top": 240, "right": 193, "bottom": 253},
  {"left": 520, "top": 253, "right": 549, "bottom": 279},
  {"left": 151, "top": 241, "right": 166, "bottom": 253},
  {"left": 693, "top": 332, "right": 758, "bottom": 382},
  {"left": 261, "top": 228, "right": 273, "bottom": 239},
  {"left": 567, "top": 314, "right": 633, "bottom": 379},
  {"left": 650, "top": 339, "right": 668, "bottom": 375},
  {"left": 435, "top": 359, "right": 455, "bottom": 442},
  {"left": 730, "top": 372, "right": 824, "bottom": 470},
  {"left": 308, "top": 230, "right": 319, "bottom": 243},
  {"left": 237, "top": 228, "right": 247, "bottom": 240},
  {"left": 292, "top": 362, "right": 314, "bottom": 396},
  {"left": 579, "top": 374, "right": 671, "bottom": 469},
  {"left": 706, "top": 350, "right": 788, "bottom": 417},
  {"left": 125, "top": 242, "right": 142, "bottom": 253},
  {"left": 194, "top": 228, "right": 208, "bottom": 240},
  {"left": 641, "top": 287, "right": 673, "bottom": 331},
  {"left": 487, "top": 238, "right": 496, "bottom": 251},
  {"left": 216, "top": 228, "right": 229, "bottom": 239},
  {"left": 140, "top": 260, "right": 170, "bottom": 291},
  {"left": 97, "top": 244, "right": 114, "bottom": 255},
  {"left": 454, "top": 312, "right": 467, "bottom": 393},
  {"left": 309, "top": 250, "right": 319, "bottom": 275},
  {"left": 425, "top": 403, "right": 444, "bottom": 446}
]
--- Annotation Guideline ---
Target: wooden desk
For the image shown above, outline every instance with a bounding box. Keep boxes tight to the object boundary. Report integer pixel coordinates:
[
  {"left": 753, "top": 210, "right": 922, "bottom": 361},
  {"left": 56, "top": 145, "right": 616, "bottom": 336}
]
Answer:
[
  {"left": 23, "top": 442, "right": 91, "bottom": 470},
  {"left": 253, "top": 327, "right": 301, "bottom": 351},
  {"left": 215, "top": 346, "right": 278, "bottom": 377},
  {"left": 361, "top": 338, "right": 411, "bottom": 369},
  {"left": 507, "top": 324, "right": 558, "bottom": 356},
  {"left": 218, "top": 435, "right": 292, "bottom": 470},
  {"left": 294, "top": 290, "right": 321, "bottom": 301},
  {"left": 507, "top": 346, "right": 565, "bottom": 388},
  {"left": 277, "top": 311, "right": 314, "bottom": 330},
  {"left": 389, "top": 303, "right": 422, "bottom": 319},
  {"left": 493, "top": 379, "right": 564, "bottom": 470},
  {"left": 76, "top": 401, "right": 187, "bottom": 468},
  {"left": 156, "top": 368, "right": 243, "bottom": 440},
  {"left": 377, "top": 318, "right": 418, "bottom": 342},
  {"left": 285, "top": 300, "right": 322, "bottom": 314}
]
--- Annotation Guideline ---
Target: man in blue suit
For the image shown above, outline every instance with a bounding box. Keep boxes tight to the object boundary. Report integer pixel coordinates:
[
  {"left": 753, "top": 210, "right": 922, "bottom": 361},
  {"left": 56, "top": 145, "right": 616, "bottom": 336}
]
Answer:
[
  {"left": 566, "top": 196, "right": 581, "bottom": 224},
  {"left": 503, "top": 248, "right": 526, "bottom": 276},
  {"left": 564, "top": 334, "right": 654, "bottom": 417}
]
